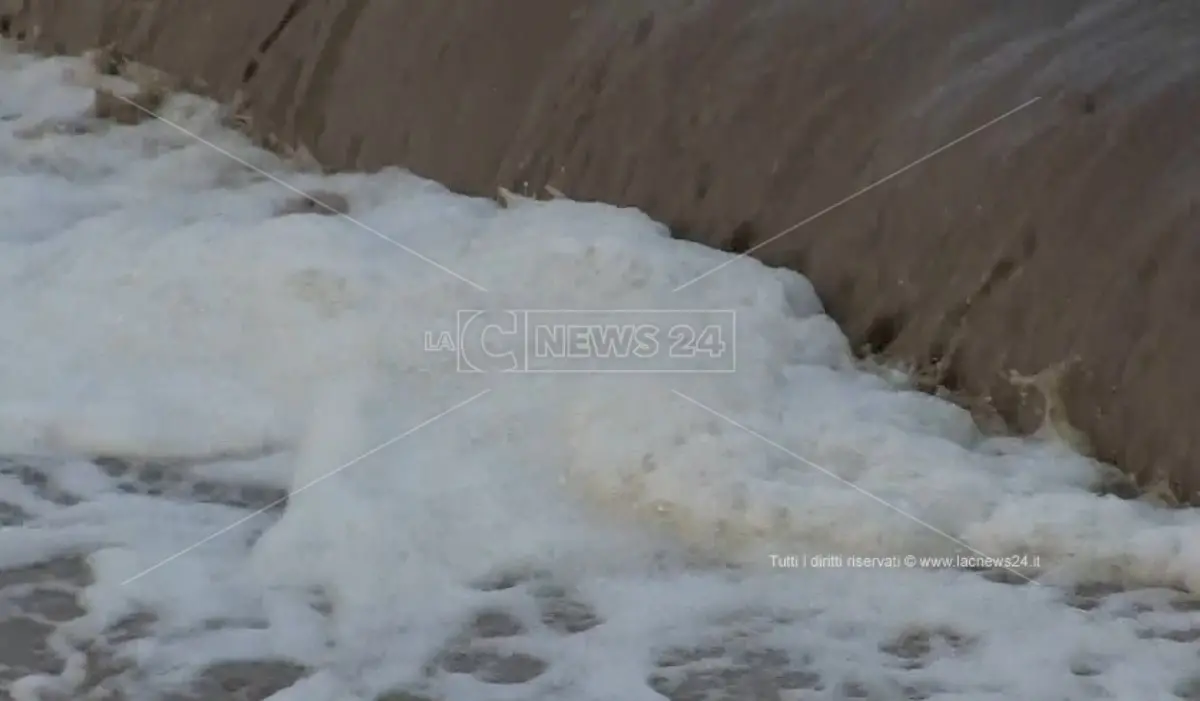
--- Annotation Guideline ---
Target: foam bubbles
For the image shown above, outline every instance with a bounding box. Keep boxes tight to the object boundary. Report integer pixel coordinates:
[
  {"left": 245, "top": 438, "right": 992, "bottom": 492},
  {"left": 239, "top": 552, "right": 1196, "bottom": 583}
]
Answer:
[{"left": 3, "top": 48, "right": 1200, "bottom": 700}]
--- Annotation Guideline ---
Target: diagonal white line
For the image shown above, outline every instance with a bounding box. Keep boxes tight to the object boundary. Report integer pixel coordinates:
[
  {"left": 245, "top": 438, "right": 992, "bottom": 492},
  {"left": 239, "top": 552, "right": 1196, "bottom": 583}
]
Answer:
[
  {"left": 109, "top": 92, "right": 487, "bottom": 292},
  {"left": 670, "top": 389, "right": 1040, "bottom": 585},
  {"left": 673, "top": 97, "right": 1041, "bottom": 292},
  {"left": 119, "top": 389, "right": 491, "bottom": 586}
]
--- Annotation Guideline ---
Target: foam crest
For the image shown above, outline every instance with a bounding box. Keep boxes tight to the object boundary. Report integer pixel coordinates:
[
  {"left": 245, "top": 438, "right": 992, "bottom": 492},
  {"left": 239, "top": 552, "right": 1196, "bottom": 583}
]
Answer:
[{"left": 3, "top": 49, "right": 1200, "bottom": 700}]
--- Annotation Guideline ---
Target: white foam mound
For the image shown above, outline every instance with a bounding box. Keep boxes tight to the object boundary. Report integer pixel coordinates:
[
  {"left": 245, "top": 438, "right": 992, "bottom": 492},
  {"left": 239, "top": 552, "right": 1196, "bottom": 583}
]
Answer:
[{"left": 3, "top": 47, "right": 1200, "bottom": 701}]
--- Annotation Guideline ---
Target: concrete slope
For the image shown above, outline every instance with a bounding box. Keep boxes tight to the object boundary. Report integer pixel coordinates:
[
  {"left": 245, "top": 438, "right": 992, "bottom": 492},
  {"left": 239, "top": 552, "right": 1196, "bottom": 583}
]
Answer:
[{"left": 4, "top": 0, "right": 1199, "bottom": 499}]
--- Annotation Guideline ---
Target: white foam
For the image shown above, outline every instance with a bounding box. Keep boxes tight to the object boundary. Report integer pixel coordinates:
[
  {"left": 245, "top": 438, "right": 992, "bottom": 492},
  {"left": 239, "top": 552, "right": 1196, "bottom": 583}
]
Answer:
[{"left": 2, "top": 48, "right": 1200, "bottom": 700}]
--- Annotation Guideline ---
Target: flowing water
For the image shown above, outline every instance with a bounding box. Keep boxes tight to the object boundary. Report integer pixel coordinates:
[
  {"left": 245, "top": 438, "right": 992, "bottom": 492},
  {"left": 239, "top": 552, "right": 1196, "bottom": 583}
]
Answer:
[{"left": 3, "top": 46, "right": 1200, "bottom": 701}]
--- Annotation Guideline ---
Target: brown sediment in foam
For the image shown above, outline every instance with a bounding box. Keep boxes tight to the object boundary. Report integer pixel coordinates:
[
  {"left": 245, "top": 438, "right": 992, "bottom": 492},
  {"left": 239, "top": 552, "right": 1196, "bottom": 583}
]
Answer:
[{"left": 1, "top": 1, "right": 1198, "bottom": 500}]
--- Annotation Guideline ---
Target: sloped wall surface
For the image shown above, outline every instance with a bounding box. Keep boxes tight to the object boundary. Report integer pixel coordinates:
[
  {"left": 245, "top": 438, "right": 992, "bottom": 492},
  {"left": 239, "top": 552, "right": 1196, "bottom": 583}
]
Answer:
[{"left": 4, "top": 0, "right": 1200, "bottom": 498}]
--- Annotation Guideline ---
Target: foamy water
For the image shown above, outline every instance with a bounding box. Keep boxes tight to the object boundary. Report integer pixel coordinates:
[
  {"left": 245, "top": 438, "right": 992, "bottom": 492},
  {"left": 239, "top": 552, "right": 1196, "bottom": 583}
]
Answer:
[{"left": 2, "top": 46, "right": 1200, "bottom": 701}]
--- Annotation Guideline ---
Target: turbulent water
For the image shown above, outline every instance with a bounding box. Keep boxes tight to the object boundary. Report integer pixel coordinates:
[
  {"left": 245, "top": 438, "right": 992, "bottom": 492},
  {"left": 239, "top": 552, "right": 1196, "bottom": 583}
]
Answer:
[{"left": 3, "top": 46, "right": 1200, "bottom": 701}]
